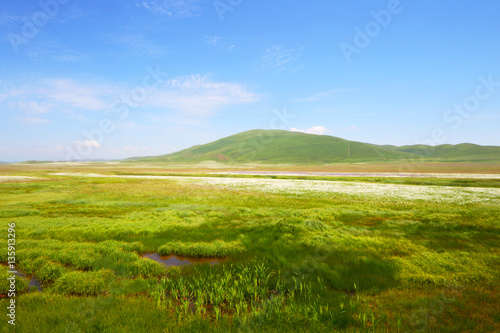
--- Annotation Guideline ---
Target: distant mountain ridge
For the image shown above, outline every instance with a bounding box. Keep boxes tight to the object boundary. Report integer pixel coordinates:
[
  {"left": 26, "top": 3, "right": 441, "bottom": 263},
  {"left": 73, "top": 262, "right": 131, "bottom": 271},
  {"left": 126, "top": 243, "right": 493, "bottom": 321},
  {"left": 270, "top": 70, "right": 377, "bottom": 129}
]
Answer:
[{"left": 128, "top": 130, "right": 500, "bottom": 164}]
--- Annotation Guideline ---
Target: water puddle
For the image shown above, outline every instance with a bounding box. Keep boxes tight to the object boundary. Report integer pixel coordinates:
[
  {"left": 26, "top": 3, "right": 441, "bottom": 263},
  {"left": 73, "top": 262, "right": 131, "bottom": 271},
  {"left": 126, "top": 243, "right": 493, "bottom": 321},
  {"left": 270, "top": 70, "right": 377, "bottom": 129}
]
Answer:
[
  {"left": 1, "top": 262, "right": 42, "bottom": 292},
  {"left": 142, "top": 253, "right": 224, "bottom": 267}
]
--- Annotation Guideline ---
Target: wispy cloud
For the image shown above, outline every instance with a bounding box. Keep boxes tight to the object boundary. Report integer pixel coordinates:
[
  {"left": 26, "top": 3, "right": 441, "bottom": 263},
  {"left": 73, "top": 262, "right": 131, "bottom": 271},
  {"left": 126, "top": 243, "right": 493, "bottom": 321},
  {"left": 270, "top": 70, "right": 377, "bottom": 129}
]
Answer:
[
  {"left": 204, "top": 35, "right": 234, "bottom": 50},
  {"left": 38, "top": 79, "right": 115, "bottom": 111},
  {"left": 0, "top": 87, "right": 24, "bottom": 104},
  {"left": 256, "top": 45, "right": 302, "bottom": 69},
  {"left": 115, "top": 121, "right": 152, "bottom": 131},
  {"left": 12, "top": 101, "right": 54, "bottom": 115},
  {"left": 135, "top": 0, "right": 202, "bottom": 17},
  {"left": 123, "top": 145, "right": 151, "bottom": 154},
  {"left": 345, "top": 126, "right": 357, "bottom": 132},
  {"left": 313, "top": 108, "right": 339, "bottom": 114},
  {"left": 18, "top": 117, "right": 51, "bottom": 125},
  {"left": 52, "top": 6, "right": 86, "bottom": 24},
  {"left": 25, "top": 43, "right": 87, "bottom": 62},
  {"left": 204, "top": 35, "right": 221, "bottom": 46},
  {"left": 1, "top": 79, "right": 117, "bottom": 116},
  {"left": 1, "top": 74, "right": 258, "bottom": 119},
  {"left": 0, "top": 4, "right": 82, "bottom": 30},
  {"left": 464, "top": 113, "right": 500, "bottom": 123},
  {"left": 110, "top": 33, "right": 166, "bottom": 56},
  {"left": 146, "top": 74, "right": 260, "bottom": 116},
  {"left": 74, "top": 140, "right": 100, "bottom": 148},
  {"left": 290, "top": 126, "right": 329, "bottom": 135},
  {"left": 294, "top": 89, "right": 352, "bottom": 102}
]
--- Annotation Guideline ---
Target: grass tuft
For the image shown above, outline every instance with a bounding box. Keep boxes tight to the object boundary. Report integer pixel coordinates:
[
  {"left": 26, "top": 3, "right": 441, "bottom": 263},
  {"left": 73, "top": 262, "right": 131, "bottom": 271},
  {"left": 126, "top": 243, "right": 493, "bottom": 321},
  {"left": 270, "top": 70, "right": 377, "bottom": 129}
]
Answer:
[{"left": 157, "top": 240, "right": 245, "bottom": 257}]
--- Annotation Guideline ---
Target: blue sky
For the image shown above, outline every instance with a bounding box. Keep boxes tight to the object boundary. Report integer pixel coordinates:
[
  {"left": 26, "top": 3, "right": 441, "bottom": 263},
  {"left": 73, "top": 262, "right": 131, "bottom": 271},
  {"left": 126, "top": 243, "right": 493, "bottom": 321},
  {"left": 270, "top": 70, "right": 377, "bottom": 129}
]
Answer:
[{"left": 1, "top": 0, "right": 499, "bottom": 162}]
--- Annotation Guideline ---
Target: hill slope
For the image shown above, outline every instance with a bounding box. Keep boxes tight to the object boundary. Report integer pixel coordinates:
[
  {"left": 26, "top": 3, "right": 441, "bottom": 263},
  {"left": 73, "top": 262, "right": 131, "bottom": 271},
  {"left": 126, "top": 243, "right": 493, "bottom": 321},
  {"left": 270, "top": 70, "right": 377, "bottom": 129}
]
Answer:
[
  {"left": 390, "top": 143, "right": 500, "bottom": 162},
  {"left": 127, "top": 130, "right": 500, "bottom": 164}
]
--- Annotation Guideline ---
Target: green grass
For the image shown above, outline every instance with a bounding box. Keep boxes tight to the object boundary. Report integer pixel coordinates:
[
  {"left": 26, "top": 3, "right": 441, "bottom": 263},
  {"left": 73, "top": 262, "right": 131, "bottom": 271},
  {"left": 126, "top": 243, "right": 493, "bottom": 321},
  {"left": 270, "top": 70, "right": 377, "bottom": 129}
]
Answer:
[
  {"left": 0, "top": 173, "right": 499, "bottom": 332},
  {"left": 52, "top": 269, "right": 115, "bottom": 295},
  {"left": 158, "top": 240, "right": 245, "bottom": 257}
]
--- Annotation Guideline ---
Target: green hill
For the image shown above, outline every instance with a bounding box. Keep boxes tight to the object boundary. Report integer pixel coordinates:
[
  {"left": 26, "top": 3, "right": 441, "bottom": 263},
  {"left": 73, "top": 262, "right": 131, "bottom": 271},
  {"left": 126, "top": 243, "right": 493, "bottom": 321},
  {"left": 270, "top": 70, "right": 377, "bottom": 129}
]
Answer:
[
  {"left": 391, "top": 143, "right": 500, "bottom": 162},
  {"left": 128, "top": 130, "right": 500, "bottom": 164}
]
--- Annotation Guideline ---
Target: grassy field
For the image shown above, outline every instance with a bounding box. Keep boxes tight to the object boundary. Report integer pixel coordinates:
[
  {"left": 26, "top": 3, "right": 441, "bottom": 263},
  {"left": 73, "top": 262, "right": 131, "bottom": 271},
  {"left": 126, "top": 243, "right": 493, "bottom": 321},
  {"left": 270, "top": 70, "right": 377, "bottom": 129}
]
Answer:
[{"left": 1, "top": 165, "right": 499, "bottom": 332}]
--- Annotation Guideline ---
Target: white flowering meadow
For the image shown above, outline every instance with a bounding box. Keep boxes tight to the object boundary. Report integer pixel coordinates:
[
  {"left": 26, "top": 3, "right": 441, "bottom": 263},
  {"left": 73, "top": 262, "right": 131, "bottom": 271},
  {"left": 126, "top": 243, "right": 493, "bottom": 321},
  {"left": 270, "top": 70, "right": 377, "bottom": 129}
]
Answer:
[
  {"left": 50, "top": 173, "right": 500, "bottom": 205},
  {"left": 0, "top": 176, "right": 39, "bottom": 182},
  {"left": 213, "top": 171, "right": 500, "bottom": 179}
]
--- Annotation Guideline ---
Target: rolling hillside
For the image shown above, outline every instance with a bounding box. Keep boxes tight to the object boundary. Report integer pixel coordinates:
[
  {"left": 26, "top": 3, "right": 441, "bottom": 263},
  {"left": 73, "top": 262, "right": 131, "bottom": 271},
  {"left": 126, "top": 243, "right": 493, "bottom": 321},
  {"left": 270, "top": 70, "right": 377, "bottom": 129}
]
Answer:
[{"left": 128, "top": 130, "right": 500, "bottom": 164}]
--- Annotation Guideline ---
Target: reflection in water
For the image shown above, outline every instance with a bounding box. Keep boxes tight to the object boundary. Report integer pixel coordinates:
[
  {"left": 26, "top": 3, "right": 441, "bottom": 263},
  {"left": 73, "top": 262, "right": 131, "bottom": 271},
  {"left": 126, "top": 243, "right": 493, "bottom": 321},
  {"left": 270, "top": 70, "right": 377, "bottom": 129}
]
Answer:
[
  {"left": 0, "top": 262, "right": 42, "bottom": 292},
  {"left": 142, "top": 253, "right": 222, "bottom": 267}
]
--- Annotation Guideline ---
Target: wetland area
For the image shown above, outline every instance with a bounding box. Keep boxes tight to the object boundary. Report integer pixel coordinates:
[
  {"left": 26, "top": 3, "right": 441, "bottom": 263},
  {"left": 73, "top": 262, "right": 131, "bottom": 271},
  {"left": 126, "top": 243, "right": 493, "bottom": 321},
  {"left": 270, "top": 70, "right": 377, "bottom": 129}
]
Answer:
[{"left": 1, "top": 163, "right": 499, "bottom": 332}]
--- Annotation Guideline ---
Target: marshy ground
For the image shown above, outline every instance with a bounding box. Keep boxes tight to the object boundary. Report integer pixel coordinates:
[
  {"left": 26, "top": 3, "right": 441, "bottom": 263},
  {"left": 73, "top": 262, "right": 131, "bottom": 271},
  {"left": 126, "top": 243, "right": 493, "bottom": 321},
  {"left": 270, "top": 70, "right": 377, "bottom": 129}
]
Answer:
[{"left": 0, "top": 163, "right": 499, "bottom": 332}]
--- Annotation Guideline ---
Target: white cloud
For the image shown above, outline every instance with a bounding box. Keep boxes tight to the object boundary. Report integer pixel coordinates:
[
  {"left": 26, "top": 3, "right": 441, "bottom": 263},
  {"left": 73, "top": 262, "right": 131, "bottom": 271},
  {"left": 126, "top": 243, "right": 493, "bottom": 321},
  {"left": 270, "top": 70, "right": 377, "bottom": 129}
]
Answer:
[
  {"left": 204, "top": 36, "right": 221, "bottom": 46},
  {"left": 146, "top": 74, "right": 259, "bottom": 116},
  {"left": 53, "top": 7, "right": 86, "bottom": 24},
  {"left": 294, "top": 89, "right": 352, "bottom": 102},
  {"left": 2, "top": 79, "right": 116, "bottom": 115},
  {"left": 313, "top": 108, "right": 339, "bottom": 113},
  {"left": 111, "top": 34, "right": 166, "bottom": 56},
  {"left": 124, "top": 146, "right": 151, "bottom": 154},
  {"left": 256, "top": 45, "right": 302, "bottom": 69},
  {"left": 24, "top": 41, "right": 88, "bottom": 62},
  {"left": 13, "top": 101, "right": 54, "bottom": 115},
  {"left": 204, "top": 36, "right": 235, "bottom": 50},
  {"left": 116, "top": 121, "right": 151, "bottom": 130},
  {"left": 1, "top": 74, "right": 258, "bottom": 120},
  {"left": 75, "top": 140, "right": 101, "bottom": 148},
  {"left": 38, "top": 79, "right": 115, "bottom": 111},
  {"left": 464, "top": 113, "right": 500, "bottom": 123},
  {"left": 136, "top": 0, "right": 202, "bottom": 17},
  {"left": 290, "top": 126, "right": 329, "bottom": 135},
  {"left": 0, "top": 87, "right": 24, "bottom": 103},
  {"left": 19, "top": 117, "right": 51, "bottom": 125}
]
